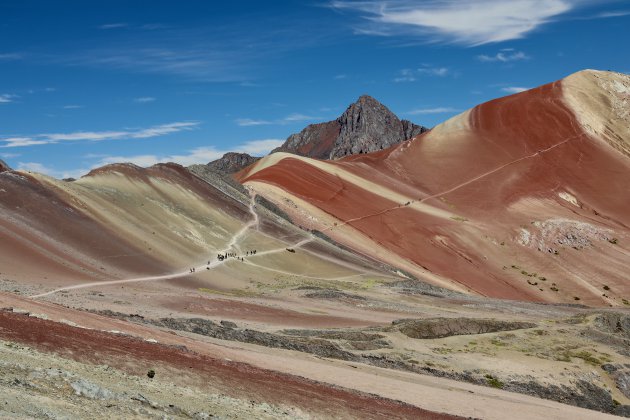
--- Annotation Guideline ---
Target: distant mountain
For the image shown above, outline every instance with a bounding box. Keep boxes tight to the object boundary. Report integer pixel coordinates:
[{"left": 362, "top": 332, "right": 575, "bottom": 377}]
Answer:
[
  {"left": 188, "top": 153, "right": 259, "bottom": 202},
  {"left": 272, "top": 95, "right": 428, "bottom": 160},
  {"left": 0, "top": 160, "right": 11, "bottom": 173},
  {"left": 204, "top": 152, "right": 261, "bottom": 174}
]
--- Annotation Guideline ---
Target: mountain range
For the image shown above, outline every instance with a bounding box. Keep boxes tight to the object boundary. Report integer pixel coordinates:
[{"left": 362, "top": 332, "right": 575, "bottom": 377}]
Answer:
[{"left": 2, "top": 69, "right": 630, "bottom": 418}]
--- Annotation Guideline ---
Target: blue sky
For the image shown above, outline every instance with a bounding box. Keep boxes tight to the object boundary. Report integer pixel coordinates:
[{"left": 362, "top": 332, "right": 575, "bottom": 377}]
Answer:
[{"left": 1, "top": 0, "right": 629, "bottom": 179}]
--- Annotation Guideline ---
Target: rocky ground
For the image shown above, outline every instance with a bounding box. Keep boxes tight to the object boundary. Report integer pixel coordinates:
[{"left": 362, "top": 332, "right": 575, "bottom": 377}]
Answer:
[
  {"left": 2, "top": 273, "right": 629, "bottom": 419},
  {"left": 0, "top": 339, "right": 300, "bottom": 420}
]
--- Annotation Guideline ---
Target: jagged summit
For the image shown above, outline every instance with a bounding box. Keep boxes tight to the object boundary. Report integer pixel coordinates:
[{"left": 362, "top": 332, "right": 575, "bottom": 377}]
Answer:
[{"left": 272, "top": 95, "right": 427, "bottom": 160}]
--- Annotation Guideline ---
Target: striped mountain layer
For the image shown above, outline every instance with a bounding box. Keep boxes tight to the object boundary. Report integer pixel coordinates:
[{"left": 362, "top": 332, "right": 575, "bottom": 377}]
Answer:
[{"left": 238, "top": 70, "right": 630, "bottom": 307}]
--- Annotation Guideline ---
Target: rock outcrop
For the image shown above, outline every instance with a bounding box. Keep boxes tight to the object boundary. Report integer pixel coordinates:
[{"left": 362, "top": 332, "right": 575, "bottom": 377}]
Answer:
[
  {"left": 204, "top": 152, "right": 260, "bottom": 174},
  {"left": 272, "top": 95, "right": 427, "bottom": 160},
  {"left": 188, "top": 152, "right": 260, "bottom": 199}
]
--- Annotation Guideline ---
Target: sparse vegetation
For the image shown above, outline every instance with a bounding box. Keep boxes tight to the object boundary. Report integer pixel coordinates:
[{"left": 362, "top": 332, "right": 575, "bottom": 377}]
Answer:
[
  {"left": 485, "top": 374, "right": 504, "bottom": 389},
  {"left": 603, "top": 285, "right": 610, "bottom": 291},
  {"left": 147, "top": 369, "right": 155, "bottom": 379}
]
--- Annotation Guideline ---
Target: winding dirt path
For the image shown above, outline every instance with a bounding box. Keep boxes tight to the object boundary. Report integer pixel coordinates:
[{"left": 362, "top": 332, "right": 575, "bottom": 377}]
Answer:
[{"left": 30, "top": 192, "right": 385, "bottom": 299}]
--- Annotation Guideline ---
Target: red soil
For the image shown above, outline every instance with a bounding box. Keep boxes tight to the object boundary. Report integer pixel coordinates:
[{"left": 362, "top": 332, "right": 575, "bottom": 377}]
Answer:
[
  {"left": 241, "top": 79, "right": 630, "bottom": 304},
  {"left": 0, "top": 310, "right": 458, "bottom": 419}
]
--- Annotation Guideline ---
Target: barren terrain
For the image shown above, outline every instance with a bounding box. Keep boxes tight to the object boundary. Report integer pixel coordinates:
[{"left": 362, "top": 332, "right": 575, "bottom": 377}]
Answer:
[{"left": 1, "top": 70, "right": 630, "bottom": 418}]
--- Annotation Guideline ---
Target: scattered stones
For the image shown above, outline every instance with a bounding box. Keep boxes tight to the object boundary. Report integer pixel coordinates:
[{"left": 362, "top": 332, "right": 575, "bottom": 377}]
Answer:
[{"left": 517, "top": 218, "right": 614, "bottom": 252}]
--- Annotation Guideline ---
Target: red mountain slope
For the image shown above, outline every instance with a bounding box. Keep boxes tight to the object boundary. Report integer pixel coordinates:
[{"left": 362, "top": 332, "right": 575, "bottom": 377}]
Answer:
[{"left": 238, "top": 70, "right": 630, "bottom": 306}]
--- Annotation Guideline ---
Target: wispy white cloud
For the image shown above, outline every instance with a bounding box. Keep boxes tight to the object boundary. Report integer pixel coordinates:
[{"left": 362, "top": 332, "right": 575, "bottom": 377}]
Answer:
[
  {"left": 1, "top": 121, "right": 199, "bottom": 148},
  {"left": 417, "top": 65, "right": 450, "bottom": 76},
  {"left": 86, "top": 138, "right": 284, "bottom": 173},
  {"left": 501, "top": 86, "right": 530, "bottom": 93},
  {"left": 236, "top": 139, "right": 285, "bottom": 155},
  {"left": 394, "top": 68, "right": 416, "bottom": 82},
  {"left": 406, "top": 107, "right": 460, "bottom": 115},
  {"left": 63, "top": 105, "right": 84, "bottom": 109},
  {"left": 17, "top": 162, "right": 54, "bottom": 173},
  {"left": 595, "top": 10, "right": 630, "bottom": 18},
  {"left": 394, "top": 66, "right": 451, "bottom": 82},
  {"left": 235, "top": 113, "right": 321, "bottom": 126},
  {"left": 334, "top": 74, "right": 348, "bottom": 79},
  {"left": 141, "top": 23, "right": 169, "bottom": 30},
  {"left": 283, "top": 113, "right": 319, "bottom": 122},
  {"left": 0, "top": 94, "right": 17, "bottom": 103},
  {"left": 330, "top": 0, "right": 595, "bottom": 46},
  {"left": 0, "top": 153, "right": 19, "bottom": 159},
  {"left": 55, "top": 20, "right": 337, "bottom": 82},
  {"left": 235, "top": 118, "right": 273, "bottom": 127},
  {"left": 477, "top": 50, "right": 530, "bottom": 62},
  {"left": 134, "top": 96, "right": 156, "bottom": 103},
  {"left": 17, "top": 162, "right": 87, "bottom": 180},
  {"left": 99, "top": 23, "right": 128, "bottom": 29},
  {"left": 0, "top": 53, "right": 22, "bottom": 61},
  {"left": 17, "top": 138, "right": 285, "bottom": 179}
]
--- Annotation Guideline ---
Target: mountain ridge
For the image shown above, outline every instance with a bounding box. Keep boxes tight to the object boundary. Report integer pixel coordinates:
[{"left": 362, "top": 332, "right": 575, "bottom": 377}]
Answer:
[{"left": 238, "top": 69, "right": 630, "bottom": 306}]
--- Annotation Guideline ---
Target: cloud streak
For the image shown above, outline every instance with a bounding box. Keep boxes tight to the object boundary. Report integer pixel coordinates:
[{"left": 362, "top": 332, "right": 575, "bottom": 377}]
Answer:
[
  {"left": 19, "top": 138, "right": 285, "bottom": 180},
  {"left": 0, "top": 94, "right": 17, "bottom": 103},
  {"left": 477, "top": 50, "right": 530, "bottom": 62},
  {"left": 99, "top": 23, "right": 128, "bottom": 29},
  {"left": 94, "top": 138, "right": 284, "bottom": 168},
  {"left": 134, "top": 97, "right": 156, "bottom": 103},
  {"left": 235, "top": 113, "right": 321, "bottom": 126},
  {"left": 406, "top": 107, "right": 460, "bottom": 115},
  {"left": 0, "top": 53, "right": 23, "bottom": 61},
  {"left": 394, "top": 65, "right": 451, "bottom": 82},
  {"left": 501, "top": 86, "right": 530, "bottom": 93},
  {"left": 1, "top": 122, "right": 199, "bottom": 148},
  {"left": 330, "top": 0, "right": 599, "bottom": 46}
]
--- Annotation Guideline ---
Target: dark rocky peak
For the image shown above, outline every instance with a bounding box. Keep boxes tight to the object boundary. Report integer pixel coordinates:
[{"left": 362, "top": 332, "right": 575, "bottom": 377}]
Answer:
[
  {"left": 272, "top": 95, "right": 427, "bottom": 160},
  {"left": 0, "top": 159, "right": 12, "bottom": 173},
  {"left": 204, "top": 152, "right": 261, "bottom": 174}
]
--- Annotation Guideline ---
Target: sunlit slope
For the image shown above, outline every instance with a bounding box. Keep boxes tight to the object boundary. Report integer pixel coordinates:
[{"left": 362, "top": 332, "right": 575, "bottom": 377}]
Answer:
[
  {"left": 239, "top": 70, "right": 630, "bottom": 306},
  {"left": 0, "top": 163, "right": 246, "bottom": 286},
  {"left": 1, "top": 161, "right": 392, "bottom": 297}
]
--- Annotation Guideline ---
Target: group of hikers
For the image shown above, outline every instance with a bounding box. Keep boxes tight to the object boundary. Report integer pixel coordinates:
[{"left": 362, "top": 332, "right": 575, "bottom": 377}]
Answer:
[
  {"left": 189, "top": 249, "right": 260, "bottom": 273},
  {"left": 215, "top": 249, "right": 257, "bottom": 263}
]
